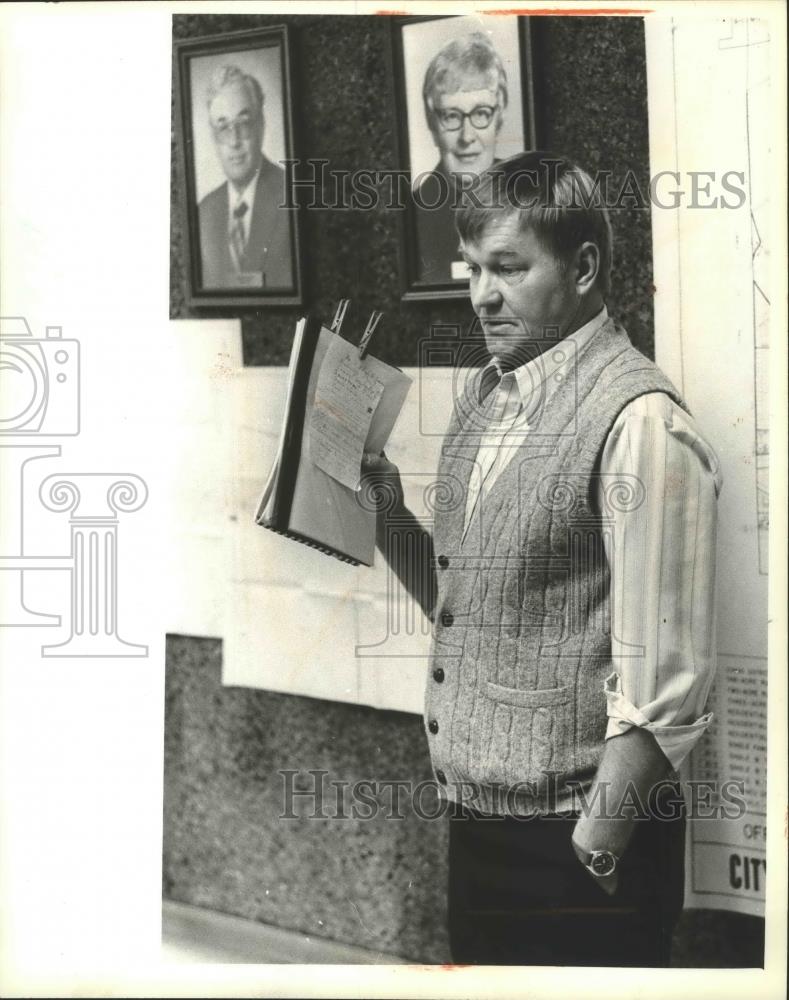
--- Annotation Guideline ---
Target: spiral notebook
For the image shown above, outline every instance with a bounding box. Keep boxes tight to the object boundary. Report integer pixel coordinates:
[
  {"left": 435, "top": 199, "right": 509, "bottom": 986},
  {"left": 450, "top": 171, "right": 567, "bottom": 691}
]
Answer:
[{"left": 255, "top": 305, "right": 412, "bottom": 566}]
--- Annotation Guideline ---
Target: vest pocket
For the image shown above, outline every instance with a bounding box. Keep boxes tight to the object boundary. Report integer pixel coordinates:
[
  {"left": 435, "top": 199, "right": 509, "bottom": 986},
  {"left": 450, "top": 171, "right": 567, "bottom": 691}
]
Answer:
[{"left": 483, "top": 681, "right": 574, "bottom": 784}]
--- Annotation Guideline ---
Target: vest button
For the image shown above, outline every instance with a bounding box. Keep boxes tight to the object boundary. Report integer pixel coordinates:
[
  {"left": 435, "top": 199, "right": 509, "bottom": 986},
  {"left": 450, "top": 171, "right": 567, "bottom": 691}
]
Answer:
[
  {"left": 432, "top": 667, "right": 445, "bottom": 683},
  {"left": 441, "top": 612, "right": 454, "bottom": 627},
  {"left": 437, "top": 554, "right": 449, "bottom": 569},
  {"left": 436, "top": 769, "right": 447, "bottom": 785},
  {"left": 428, "top": 719, "right": 439, "bottom": 734}
]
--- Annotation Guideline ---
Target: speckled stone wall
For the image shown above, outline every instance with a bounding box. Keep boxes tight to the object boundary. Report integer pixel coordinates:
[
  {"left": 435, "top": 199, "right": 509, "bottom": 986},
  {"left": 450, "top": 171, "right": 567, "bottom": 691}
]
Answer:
[
  {"left": 170, "top": 14, "right": 656, "bottom": 363},
  {"left": 163, "top": 636, "right": 449, "bottom": 962}
]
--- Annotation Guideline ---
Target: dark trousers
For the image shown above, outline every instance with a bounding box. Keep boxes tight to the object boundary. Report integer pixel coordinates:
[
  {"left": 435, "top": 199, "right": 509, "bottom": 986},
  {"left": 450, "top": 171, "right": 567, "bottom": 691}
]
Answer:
[{"left": 448, "top": 800, "right": 685, "bottom": 966}]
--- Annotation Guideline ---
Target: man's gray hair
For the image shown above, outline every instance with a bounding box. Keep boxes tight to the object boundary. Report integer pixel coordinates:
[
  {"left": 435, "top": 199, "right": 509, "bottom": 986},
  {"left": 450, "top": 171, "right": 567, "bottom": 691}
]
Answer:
[
  {"left": 422, "top": 32, "right": 508, "bottom": 128},
  {"left": 206, "top": 64, "right": 264, "bottom": 116}
]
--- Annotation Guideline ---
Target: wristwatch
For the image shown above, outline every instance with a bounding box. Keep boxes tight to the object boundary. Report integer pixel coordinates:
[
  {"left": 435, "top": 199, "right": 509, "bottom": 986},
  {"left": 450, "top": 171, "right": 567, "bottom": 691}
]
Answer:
[{"left": 576, "top": 848, "right": 619, "bottom": 878}]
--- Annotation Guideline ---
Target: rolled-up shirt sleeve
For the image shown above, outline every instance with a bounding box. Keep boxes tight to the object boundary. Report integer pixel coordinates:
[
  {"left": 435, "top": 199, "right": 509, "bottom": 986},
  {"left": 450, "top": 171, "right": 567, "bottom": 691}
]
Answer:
[{"left": 598, "top": 392, "right": 723, "bottom": 772}]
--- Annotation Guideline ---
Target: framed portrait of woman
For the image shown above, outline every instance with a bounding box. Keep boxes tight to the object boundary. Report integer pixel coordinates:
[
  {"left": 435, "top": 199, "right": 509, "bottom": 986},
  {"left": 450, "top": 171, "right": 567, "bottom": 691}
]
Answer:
[{"left": 390, "top": 15, "right": 537, "bottom": 301}]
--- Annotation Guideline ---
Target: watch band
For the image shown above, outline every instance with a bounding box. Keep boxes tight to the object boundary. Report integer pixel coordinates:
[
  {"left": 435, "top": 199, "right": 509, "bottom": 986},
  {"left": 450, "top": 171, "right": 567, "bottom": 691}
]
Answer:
[{"left": 577, "top": 848, "right": 619, "bottom": 877}]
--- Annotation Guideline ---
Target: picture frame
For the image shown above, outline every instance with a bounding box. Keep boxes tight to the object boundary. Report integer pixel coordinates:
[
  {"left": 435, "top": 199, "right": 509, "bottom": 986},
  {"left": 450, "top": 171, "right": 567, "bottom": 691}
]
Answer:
[
  {"left": 174, "top": 25, "right": 303, "bottom": 308},
  {"left": 390, "top": 14, "right": 537, "bottom": 302}
]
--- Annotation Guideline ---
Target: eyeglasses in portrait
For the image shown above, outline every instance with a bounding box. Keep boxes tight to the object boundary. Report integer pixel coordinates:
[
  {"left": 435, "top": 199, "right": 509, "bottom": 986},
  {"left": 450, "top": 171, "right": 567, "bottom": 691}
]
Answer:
[{"left": 390, "top": 15, "right": 537, "bottom": 300}]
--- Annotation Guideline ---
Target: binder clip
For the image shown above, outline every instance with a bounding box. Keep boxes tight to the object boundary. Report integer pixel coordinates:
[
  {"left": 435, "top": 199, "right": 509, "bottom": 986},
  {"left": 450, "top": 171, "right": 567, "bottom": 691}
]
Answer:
[
  {"left": 358, "top": 310, "right": 383, "bottom": 360},
  {"left": 330, "top": 299, "right": 350, "bottom": 334}
]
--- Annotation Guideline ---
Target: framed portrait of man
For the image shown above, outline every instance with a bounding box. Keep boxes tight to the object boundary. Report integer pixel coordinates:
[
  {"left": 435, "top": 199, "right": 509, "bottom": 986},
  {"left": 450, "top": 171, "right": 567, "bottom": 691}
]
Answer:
[
  {"left": 175, "top": 26, "right": 302, "bottom": 307},
  {"left": 390, "top": 15, "right": 537, "bottom": 300}
]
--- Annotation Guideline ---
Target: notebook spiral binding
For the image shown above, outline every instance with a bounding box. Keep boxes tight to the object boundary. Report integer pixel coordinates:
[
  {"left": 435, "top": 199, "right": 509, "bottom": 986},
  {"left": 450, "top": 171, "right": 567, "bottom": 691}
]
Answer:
[{"left": 261, "top": 523, "right": 360, "bottom": 566}]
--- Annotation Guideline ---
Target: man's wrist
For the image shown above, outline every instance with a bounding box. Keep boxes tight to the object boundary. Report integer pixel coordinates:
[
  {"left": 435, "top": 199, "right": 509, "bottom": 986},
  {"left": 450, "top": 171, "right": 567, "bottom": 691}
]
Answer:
[
  {"left": 572, "top": 799, "right": 638, "bottom": 858},
  {"left": 572, "top": 840, "right": 620, "bottom": 878},
  {"left": 571, "top": 815, "right": 628, "bottom": 880}
]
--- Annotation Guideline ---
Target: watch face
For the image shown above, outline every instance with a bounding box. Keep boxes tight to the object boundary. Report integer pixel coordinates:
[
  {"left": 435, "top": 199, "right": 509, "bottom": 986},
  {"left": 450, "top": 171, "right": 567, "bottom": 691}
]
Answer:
[{"left": 590, "top": 851, "right": 617, "bottom": 876}]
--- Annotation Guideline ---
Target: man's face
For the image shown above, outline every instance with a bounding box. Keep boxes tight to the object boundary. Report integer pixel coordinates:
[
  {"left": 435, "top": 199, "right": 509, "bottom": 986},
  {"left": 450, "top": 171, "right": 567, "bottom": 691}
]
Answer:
[
  {"left": 209, "top": 81, "right": 264, "bottom": 190},
  {"left": 462, "top": 214, "right": 582, "bottom": 368},
  {"left": 433, "top": 86, "right": 501, "bottom": 178}
]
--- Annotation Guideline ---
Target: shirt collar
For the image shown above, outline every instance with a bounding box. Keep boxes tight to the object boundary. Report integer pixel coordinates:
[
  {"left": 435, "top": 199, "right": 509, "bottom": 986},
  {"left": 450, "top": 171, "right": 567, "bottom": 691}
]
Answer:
[{"left": 485, "top": 306, "right": 609, "bottom": 419}]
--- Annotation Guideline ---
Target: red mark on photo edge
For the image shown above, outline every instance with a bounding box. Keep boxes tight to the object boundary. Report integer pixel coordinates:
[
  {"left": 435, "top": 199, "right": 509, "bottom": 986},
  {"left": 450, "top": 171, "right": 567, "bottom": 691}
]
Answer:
[
  {"left": 375, "top": 7, "right": 654, "bottom": 13},
  {"left": 479, "top": 7, "right": 653, "bottom": 14}
]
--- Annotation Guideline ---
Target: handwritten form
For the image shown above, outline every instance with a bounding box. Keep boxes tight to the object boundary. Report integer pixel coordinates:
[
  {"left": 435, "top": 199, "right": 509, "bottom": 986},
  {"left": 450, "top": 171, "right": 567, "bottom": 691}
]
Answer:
[{"left": 310, "top": 336, "right": 384, "bottom": 490}]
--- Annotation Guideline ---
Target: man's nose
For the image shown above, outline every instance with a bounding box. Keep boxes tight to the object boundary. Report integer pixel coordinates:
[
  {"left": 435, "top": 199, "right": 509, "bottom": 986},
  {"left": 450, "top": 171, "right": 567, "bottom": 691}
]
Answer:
[{"left": 472, "top": 271, "right": 502, "bottom": 310}]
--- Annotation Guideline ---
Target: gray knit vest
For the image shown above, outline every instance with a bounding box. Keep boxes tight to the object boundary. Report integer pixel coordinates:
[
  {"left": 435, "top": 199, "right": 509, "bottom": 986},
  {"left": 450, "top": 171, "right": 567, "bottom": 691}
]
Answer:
[{"left": 424, "top": 319, "right": 686, "bottom": 815}]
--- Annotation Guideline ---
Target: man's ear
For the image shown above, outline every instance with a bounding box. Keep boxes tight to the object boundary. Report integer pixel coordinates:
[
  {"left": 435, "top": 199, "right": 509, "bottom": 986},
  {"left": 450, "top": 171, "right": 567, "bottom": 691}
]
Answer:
[{"left": 574, "top": 242, "right": 600, "bottom": 295}]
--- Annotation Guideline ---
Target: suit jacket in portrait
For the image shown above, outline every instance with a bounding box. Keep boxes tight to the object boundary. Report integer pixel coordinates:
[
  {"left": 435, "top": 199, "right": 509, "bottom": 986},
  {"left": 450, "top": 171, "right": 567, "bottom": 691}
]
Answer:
[
  {"left": 413, "top": 162, "right": 461, "bottom": 285},
  {"left": 413, "top": 159, "right": 503, "bottom": 285},
  {"left": 198, "top": 154, "right": 294, "bottom": 290}
]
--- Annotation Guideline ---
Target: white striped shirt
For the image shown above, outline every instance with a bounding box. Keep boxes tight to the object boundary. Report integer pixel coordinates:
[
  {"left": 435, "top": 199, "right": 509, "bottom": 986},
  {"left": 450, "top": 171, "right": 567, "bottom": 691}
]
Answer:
[{"left": 465, "top": 309, "right": 722, "bottom": 769}]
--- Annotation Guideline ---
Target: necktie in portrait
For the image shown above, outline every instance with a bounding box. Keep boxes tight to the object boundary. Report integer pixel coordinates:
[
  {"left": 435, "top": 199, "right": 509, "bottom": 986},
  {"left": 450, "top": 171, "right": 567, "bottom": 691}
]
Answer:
[{"left": 230, "top": 200, "right": 249, "bottom": 271}]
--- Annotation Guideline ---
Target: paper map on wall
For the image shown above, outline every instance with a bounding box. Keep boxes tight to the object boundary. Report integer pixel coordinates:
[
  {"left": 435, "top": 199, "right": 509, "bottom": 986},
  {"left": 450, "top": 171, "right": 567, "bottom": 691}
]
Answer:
[{"left": 651, "top": 16, "right": 771, "bottom": 918}]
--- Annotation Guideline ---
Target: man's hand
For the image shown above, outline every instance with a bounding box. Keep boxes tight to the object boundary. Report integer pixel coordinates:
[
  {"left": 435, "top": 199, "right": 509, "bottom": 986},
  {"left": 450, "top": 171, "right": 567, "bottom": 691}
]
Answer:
[
  {"left": 360, "top": 450, "right": 405, "bottom": 514},
  {"left": 570, "top": 726, "right": 674, "bottom": 897}
]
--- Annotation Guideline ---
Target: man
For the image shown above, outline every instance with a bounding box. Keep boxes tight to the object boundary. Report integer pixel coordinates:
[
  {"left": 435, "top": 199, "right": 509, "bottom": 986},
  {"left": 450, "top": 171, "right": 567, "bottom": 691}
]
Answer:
[
  {"left": 414, "top": 33, "right": 508, "bottom": 284},
  {"left": 363, "top": 151, "right": 721, "bottom": 965},
  {"left": 198, "top": 65, "right": 293, "bottom": 290}
]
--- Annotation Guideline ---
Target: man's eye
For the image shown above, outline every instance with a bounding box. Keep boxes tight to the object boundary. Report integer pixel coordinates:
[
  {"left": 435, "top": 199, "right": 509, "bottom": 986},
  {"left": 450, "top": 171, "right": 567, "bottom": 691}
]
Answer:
[
  {"left": 463, "top": 263, "right": 480, "bottom": 277},
  {"left": 499, "top": 265, "right": 526, "bottom": 283}
]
